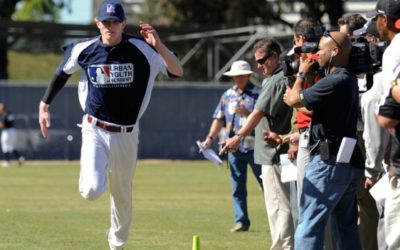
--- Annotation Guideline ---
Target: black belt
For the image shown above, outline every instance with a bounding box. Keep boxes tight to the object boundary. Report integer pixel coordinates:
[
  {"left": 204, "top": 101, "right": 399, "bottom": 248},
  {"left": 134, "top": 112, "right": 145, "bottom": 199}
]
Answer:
[{"left": 87, "top": 115, "right": 134, "bottom": 133}]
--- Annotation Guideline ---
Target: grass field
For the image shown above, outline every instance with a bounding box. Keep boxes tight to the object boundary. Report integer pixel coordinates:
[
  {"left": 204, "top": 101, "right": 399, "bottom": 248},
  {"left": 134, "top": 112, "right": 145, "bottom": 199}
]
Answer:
[
  {"left": 0, "top": 160, "right": 271, "bottom": 250},
  {"left": 8, "top": 51, "right": 80, "bottom": 83}
]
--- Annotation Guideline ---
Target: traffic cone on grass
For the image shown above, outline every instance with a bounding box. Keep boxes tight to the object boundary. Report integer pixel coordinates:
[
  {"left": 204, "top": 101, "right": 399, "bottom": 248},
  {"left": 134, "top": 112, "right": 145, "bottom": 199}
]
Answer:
[{"left": 192, "top": 235, "right": 200, "bottom": 250}]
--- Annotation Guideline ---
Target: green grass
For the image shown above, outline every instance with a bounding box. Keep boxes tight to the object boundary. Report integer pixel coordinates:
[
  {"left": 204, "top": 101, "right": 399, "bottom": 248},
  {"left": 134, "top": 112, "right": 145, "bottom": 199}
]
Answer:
[
  {"left": 0, "top": 160, "right": 270, "bottom": 249},
  {"left": 8, "top": 51, "right": 80, "bottom": 83}
]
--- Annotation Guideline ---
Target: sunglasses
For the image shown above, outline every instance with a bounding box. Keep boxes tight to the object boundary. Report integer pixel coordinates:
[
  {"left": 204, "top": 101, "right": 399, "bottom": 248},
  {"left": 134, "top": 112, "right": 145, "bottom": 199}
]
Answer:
[
  {"left": 256, "top": 53, "right": 273, "bottom": 64},
  {"left": 323, "top": 30, "right": 342, "bottom": 49}
]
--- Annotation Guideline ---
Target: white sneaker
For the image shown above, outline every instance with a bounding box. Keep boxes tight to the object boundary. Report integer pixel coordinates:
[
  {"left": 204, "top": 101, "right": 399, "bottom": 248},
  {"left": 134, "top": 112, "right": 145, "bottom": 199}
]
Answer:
[
  {"left": 106, "top": 229, "right": 124, "bottom": 250},
  {"left": 2, "top": 161, "right": 10, "bottom": 167}
]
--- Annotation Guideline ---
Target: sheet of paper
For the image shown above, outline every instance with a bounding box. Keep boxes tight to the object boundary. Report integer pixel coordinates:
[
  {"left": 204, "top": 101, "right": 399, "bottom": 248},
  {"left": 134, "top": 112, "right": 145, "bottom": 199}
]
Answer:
[
  {"left": 196, "top": 140, "right": 223, "bottom": 166},
  {"left": 369, "top": 173, "right": 390, "bottom": 206},
  {"left": 336, "top": 137, "right": 357, "bottom": 163},
  {"left": 280, "top": 154, "right": 297, "bottom": 183}
]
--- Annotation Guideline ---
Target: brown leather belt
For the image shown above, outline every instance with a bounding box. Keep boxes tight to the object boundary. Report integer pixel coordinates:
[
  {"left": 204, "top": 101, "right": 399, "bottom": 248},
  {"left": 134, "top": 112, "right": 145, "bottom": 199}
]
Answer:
[{"left": 87, "top": 115, "right": 134, "bottom": 133}]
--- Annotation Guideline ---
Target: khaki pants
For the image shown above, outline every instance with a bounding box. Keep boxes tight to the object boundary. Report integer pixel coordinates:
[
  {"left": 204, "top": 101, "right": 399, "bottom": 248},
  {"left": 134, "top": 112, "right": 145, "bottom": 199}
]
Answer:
[
  {"left": 261, "top": 164, "right": 294, "bottom": 250},
  {"left": 357, "top": 177, "right": 380, "bottom": 250}
]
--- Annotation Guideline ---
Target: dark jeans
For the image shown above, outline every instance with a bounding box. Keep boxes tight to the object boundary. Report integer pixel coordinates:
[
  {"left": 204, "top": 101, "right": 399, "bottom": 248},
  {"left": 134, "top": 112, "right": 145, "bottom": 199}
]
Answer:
[{"left": 227, "top": 151, "right": 262, "bottom": 227}]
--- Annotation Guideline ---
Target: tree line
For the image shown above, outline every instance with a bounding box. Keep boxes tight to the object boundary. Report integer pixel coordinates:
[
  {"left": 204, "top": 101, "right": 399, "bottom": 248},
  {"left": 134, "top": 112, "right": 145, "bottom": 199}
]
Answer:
[{"left": 0, "top": 0, "right": 344, "bottom": 80}]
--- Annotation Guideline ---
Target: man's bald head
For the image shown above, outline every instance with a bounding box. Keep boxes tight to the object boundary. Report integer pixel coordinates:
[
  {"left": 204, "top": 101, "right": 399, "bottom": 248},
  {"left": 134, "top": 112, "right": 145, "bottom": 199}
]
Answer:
[{"left": 320, "top": 31, "right": 352, "bottom": 64}]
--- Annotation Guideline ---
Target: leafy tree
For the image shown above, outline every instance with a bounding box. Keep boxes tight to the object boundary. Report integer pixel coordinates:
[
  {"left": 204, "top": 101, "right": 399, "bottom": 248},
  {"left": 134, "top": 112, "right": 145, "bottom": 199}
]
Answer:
[
  {"left": 13, "top": 0, "right": 63, "bottom": 21},
  {"left": 139, "top": 0, "right": 343, "bottom": 28},
  {"left": 0, "top": 0, "right": 68, "bottom": 79},
  {"left": 138, "top": 0, "right": 273, "bottom": 27},
  {"left": 138, "top": 0, "right": 344, "bottom": 81},
  {"left": 302, "top": 0, "right": 344, "bottom": 28}
]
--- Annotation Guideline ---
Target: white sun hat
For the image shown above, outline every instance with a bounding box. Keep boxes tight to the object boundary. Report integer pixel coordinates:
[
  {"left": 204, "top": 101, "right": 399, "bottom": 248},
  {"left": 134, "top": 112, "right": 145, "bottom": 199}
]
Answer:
[{"left": 223, "top": 60, "right": 254, "bottom": 76}]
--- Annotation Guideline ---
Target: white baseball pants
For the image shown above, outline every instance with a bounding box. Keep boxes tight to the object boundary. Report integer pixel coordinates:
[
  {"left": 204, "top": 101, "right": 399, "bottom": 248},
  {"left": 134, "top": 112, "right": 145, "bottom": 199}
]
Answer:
[
  {"left": 1, "top": 128, "right": 17, "bottom": 153},
  {"left": 79, "top": 115, "right": 139, "bottom": 249}
]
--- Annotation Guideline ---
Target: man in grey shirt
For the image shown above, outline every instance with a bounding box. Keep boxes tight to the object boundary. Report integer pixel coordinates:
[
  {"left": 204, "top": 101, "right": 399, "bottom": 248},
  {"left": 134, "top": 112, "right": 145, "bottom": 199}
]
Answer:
[{"left": 221, "top": 39, "right": 294, "bottom": 249}]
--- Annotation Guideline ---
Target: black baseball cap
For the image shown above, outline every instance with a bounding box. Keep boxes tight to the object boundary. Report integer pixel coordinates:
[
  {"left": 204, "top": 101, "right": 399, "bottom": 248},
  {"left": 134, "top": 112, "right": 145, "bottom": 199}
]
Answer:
[
  {"left": 366, "top": 0, "right": 400, "bottom": 20},
  {"left": 97, "top": 0, "right": 125, "bottom": 22},
  {"left": 367, "top": 20, "right": 380, "bottom": 37},
  {"left": 352, "top": 20, "right": 380, "bottom": 37}
]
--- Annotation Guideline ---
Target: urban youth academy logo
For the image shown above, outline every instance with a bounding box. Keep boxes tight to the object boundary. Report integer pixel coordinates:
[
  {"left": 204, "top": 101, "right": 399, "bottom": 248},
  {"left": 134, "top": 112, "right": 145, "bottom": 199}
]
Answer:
[
  {"left": 106, "top": 4, "right": 116, "bottom": 15},
  {"left": 88, "top": 63, "right": 134, "bottom": 87}
]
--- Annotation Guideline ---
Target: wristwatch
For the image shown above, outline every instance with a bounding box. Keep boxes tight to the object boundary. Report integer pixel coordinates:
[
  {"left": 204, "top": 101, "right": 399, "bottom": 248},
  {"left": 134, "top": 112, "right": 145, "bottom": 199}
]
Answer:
[
  {"left": 296, "top": 71, "right": 306, "bottom": 79},
  {"left": 235, "top": 133, "right": 244, "bottom": 141}
]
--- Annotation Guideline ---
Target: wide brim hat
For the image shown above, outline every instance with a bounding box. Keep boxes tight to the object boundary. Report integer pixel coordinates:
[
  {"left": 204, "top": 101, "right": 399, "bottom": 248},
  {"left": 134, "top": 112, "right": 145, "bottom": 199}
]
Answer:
[{"left": 223, "top": 60, "right": 254, "bottom": 76}]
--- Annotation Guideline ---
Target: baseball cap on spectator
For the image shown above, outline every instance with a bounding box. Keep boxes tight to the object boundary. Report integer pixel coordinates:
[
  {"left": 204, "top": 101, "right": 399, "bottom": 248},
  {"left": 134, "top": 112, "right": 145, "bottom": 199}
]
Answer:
[
  {"left": 366, "top": 0, "right": 400, "bottom": 29},
  {"left": 223, "top": 60, "right": 254, "bottom": 76},
  {"left": 97, "top": 0, "right": 125, "bottom": 23},
  {"left": 366, "top": 20, "right": 380, "bottom": 37},
  {"left": 353, "top": 19, "right": 379, "bottom": 37}
]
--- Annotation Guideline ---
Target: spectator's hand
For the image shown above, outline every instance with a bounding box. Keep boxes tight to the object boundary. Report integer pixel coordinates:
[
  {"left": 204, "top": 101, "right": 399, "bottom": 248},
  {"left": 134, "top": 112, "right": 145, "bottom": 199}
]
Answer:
[
  {"left": 38, "top": 101, "right": 51, "bottom": 138},
  {"left": 263, "top": 130, "right": 282, "bottom": 146},
  {"left": 219, "top": 136, "right": 240, "bottom": 155},
  {"left": 283, "top": 132, "right": 300, "bottom": 145},
  {"left": 364, "top": 177, "right": 377, "bottom": 190},
  {"left": 287, "top": 143, "right": 298, "bottom": 162},
  {"left": 139, "top": 21, "right": 161, "bottom": 48},
  {"left": 201, "top": 136, "right": 213, "bottom": 149},
  {"left": 284, "top": 133, "right": 300, "bottom": 162}
]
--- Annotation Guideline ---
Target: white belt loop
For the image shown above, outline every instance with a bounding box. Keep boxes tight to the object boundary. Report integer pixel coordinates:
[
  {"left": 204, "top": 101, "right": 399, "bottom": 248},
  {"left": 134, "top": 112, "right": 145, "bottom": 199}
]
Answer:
[
  {"left": 121, "top": 126, "right": 127, "bottom": 133},
  {"left": 88, "top": 115, "right": 98, "bottom": 128}
]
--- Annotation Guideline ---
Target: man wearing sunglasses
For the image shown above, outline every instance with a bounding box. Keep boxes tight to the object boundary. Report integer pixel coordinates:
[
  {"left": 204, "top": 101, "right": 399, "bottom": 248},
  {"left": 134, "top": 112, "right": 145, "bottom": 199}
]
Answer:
[
  {"left": 283, "top": 31, "right": 364, "bottom": 250},
  {"left": 221, "top": 39, "right": 294, "bottom": 249}
]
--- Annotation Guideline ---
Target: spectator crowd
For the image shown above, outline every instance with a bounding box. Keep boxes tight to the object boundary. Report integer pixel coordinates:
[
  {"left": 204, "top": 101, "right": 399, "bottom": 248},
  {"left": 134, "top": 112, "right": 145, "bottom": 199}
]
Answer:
[{"left": 203, "top": 0, "right": 400, "bottom": 249}]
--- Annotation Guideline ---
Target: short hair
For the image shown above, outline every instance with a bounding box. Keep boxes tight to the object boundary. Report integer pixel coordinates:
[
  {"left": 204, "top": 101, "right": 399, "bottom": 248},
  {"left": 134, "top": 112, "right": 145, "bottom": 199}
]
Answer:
[
  {"left": 337, "top": 14, "right": 367, "bottom": 32},
  {"left": 253, "top": 39, "right": 281, "bottom": 56},
  {"left": 293, "top": 18, "right": 324, "bottom": 42}
]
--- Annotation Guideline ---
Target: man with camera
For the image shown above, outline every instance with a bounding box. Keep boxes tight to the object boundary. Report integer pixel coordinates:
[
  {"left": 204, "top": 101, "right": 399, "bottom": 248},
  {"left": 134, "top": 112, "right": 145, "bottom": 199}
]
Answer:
[
  {"left": 283, "top": 31, "right": 364, "bottom": 250},
  {"left": 286, "top": 18, "right": 322, "bottom": 210},
  {"left": 284, "top": 18, "right": 341, "bottom": 250}
]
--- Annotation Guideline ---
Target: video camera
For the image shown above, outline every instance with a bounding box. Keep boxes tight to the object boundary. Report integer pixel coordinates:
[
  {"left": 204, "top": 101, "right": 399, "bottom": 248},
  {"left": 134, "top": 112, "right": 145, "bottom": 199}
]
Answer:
[
  {"left": 349, "top": 37, "right": 387, "bottom": 74},
  {"left": 281, "top": 42, "right": 320, "bottom": 77},
  {"left": 282, "top": 38, "right": 386, "bottom": 77}
]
